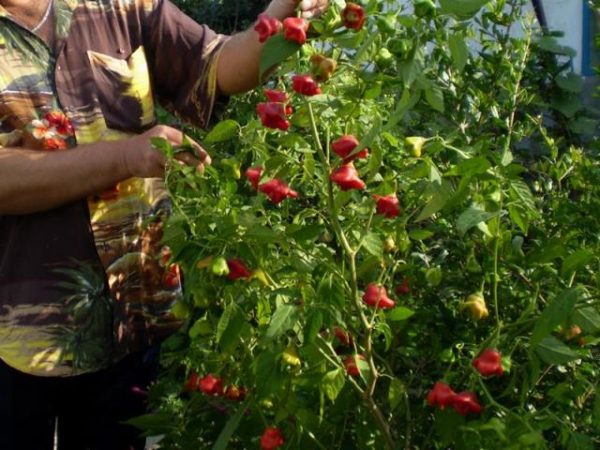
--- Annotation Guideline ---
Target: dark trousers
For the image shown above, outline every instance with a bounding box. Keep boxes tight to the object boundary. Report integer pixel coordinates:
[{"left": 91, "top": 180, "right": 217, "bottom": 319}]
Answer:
[{"left": 0, "top": 347, "right": 159, "bottom": 450}]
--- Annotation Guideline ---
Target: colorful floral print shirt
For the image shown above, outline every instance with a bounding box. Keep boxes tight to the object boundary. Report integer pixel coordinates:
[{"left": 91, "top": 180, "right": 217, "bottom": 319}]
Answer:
[{"left": 0, "top": 0, "right": 227, "bottom": 376}]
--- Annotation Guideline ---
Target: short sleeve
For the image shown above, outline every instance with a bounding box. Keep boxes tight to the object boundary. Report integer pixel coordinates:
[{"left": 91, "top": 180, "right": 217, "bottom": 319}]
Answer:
[{"left": 142, "top": 0, "right": 229, "bottom": 129}]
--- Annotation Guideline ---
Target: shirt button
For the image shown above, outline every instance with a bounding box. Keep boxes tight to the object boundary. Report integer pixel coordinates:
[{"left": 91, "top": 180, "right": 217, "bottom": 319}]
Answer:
[
  {"left": 117, "top": 48, "right": 125, "bottom": 54},
  {"left": 57, "top": 65, "right": 61, "bottom": 70}
]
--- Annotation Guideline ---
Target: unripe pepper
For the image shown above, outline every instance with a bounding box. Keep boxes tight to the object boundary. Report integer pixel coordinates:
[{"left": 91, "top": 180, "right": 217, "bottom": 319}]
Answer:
[
  {"left": 281, "top": 346, "right": 301, "bottom": 367},
  {"left": 330, "top": 163, "right": 366, "bottom": 191},
  {"left": 362, "top": 283, "right": 396, "bottom": 309},
  {"left": 210, "top": 256, "right": 230, "bottom": 277},
  {"left": 462, "top": 293, "right": 489, "bottom": 320},
  {"left": 310, "top": 54, "right": 338, "bottom": 81},
  {"left": 405, "top": 136, "right": 426, "bottom": 157},
  {"left": 414, "top": 0, "right": 436, "bottom": 18}
]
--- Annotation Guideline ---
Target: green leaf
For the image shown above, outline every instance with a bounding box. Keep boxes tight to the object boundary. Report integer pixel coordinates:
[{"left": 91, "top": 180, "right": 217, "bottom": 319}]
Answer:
[
  {"left": 304, "top": 309, "right": 323, "bottom": 343},
  {"left": 205, "top": 120, "right": 240, "bottom": 143},
  {"left": 317, "top": 274, "right": 345, "bottom": 310},
  {"left": 556, "top": 73, "right": 583, "bottom": 93},
  {"left": 593, "top": 393, "right": 600, "bottom": 430},
  {"left": 415, "top": 182, "right": 452, "bottom": 222},
  {"left": 409, "top": 229, "right": 434, "bottom": 240},
  {"left": 439, "top": 0, "right": 488, "bottom": 19},
  {"left": 456, "top": 207, "right": 501, "bottom": 234},
  {"left": 216, "top": 303, "right": 247, "bottom": 353},
  {"left": 509, "top": 179, "right": 537, "bottom": 214},
  {"left": 265, "top": 304, "right": 299, "bottom": 339},
  {"left": 212, "top": 403, "right": 247, "bottom": 450},
  {"left": 189, "top": 317, "right": 212, "bottom": 339},
  {"left": 508, "top": 205, "right": 529, "bottom": 234},
  {"left": 322, "top": 368, "right": 345, "bottom": 402},
  {"left": 535, "top": 336, "right": 580, "bottom": 364},
  {"left": 448, "top": 33, "right": 469, "bottom": 71},
  {"left": 536, "top": 36, "right": 577, "bottom": 57},
  {"left": 361, "top": 232, "right": 383, "bottom": 258},
  {"left": 388, "top": 378, "right": 405, "bottom": 410},
  {"left": 125, "top": 413, "right": 175, "bottom": 435},
  {"left": 561, "top": 250, "right": 594, "bottom": 277},
  {"left": 526, "top": 239, "right": 566, "bottom": 264},
  {"left": 445, "top": 156, "right": 490, "bottom": 177},
  {"left": 424, "top": 84, "right": 444, "bottom": 112},
  {"left": 531, "top": 287, "right": 583, "bottom": 346},
  {"left": 259, "top": 34, "right": 301, "bottom": 80},
  {"left": 567, "top": 433, "right": 595, "bottom": 450},
  {"left": 388, "top": 306, "right": 415, "bottom": 321},
  {"left": 571, "top": 307, "right": 600, "bottom": 334}
]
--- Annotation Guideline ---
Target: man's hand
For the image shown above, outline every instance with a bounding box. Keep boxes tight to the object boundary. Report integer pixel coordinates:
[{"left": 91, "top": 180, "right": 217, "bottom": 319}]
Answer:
[
  {"left": 265, "top": 0, "right": 329, "bottom": 20},
  {"left": 124, "top": 125, "right": 211, "bottom": 179}
]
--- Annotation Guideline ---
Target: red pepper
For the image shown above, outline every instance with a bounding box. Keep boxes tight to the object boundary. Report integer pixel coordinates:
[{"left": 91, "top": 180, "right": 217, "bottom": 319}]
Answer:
[
  {"left": 260, "top": 427, "right": 285, "bottom": 450},
  {"left": 426, "top": 381, "right": 456, "bottom": 410},
  {"left": 256, "top": 102, "right": 291, "bottom": 131},
  {"left": 198, "top": 374, "right": 223, "bottom": 396},
  {"left": 44, "top": 110, "right": 74, "bottom": 136},
  {"left": 330, "top": 163, "right": 366, "bottom": 191},
  {"left": 373, "top": 194, "right": 400, "bottom": 218},
  {"left": 331, "top": 135, "right": 369, "bottom": 162},
  {"left": 291, "top": 74, "right": 321, "bottom": 96},
  {"left": 282, "top": 17, "right": 309, "bottom": 45},
  {"left": 258, "top": 178, "right": 299, "bottom": 205},
  {"left": 245, "top": 166, "right": 263, "bottom": 190},
  {"left": 394, "top": 278, "right": 411, "bottom": 296},
  {"left": 43, "top": 137, "right": 68, "bottom": 150},
  {"left": 341, "top": 3, "right": 366, "bottom": 30},
  {"left": 254, "top": 13, "right": 282, "bottom": 43},
  {"left": 472, "top": 349, "right": 504, "bottom": 377},
  {"left": 163, "top": 264, "right": 180, "bottom": 288},
  {"left": 334, "top": 327, "right": 354, "bottom": 347},
  {"left": 451, "top": 391, "right": 482, "bottom": 416},
  {"left": 362, "top": 283, "right": 395, "bottom": 309},
  {"left": 264, "top": 89, "right": 293, "bottom": 115},
  {"left": 343, "top": 354, "right": 365, "bottom": 377},
  {"left": 227, "top": 259, "right": 252, "bottom": 280},
  {"left": 184, "top": 372, "right": 200, "bottom": 392}
]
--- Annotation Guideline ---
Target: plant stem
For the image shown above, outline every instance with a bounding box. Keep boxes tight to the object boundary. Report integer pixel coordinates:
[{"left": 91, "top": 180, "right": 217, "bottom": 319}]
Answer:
[{"left": 307, "top": 102, "right": 395, "bottom": 450}]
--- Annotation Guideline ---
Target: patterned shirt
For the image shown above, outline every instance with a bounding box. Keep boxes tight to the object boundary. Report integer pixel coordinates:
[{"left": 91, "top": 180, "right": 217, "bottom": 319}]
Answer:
[{"left": 0, "top": 0, "right": 228, "bottom": 376}]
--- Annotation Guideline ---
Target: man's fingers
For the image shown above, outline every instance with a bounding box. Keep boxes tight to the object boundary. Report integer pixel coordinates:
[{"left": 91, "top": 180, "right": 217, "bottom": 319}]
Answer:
[{"left": 299, "top": 0, "right": 328, "bottom": 17}]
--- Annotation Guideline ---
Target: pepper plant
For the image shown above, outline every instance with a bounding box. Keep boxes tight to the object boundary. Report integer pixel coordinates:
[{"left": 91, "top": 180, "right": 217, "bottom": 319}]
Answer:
[{"left": 135, "top": 1, "right": 600, "bottom": 449}]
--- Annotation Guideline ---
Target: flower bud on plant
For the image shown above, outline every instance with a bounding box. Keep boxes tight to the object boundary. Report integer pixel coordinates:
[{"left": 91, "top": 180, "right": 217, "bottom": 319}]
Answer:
[
  {"left": 199, "top": 374, "right": 223, "bottom": 396},
  {"left": 451, "top": 391, "right": 482, "bottom": 416},
  {"left": 227, "top": 259, "right": 252, "bottom": 280},
  {"left": 256, "top": 102, "right": 291, "bottom": 131},
  {"left": 426, "top": 382, "right": 456, "bottom": 409},
  {"left": 343, "top": 354, "right": 365, "bottom": 376},
  {"left": 260, "top": 427, "right": 285, "bottom": 450},
  {"left": 245, "top": 166, "right": 263, "bottom": 190},
  {"left": 330, "top": 163, "right": 366, "bottom": 191},
  {"left": 254, "top": 14, "right": 282, "bottom": 43},
  {"left": 291, "top": 74, "right": 321, "bottom": 96},
  {"left": 462, "top": 293, "right": 489, "bottom": 320},
  {"left": 405, "top": 136, "right": 426, "bottom": 157},
  {"left": 472, "top": 349, "right": 504, "bottom": 377},
  {"left": 341, "top": 3, "right": 366, "bottom": 30},
  {"left": 210, "top": 256, "right": 230, "bottom": 277},
  {"left": 362, "top": 283, "right": 396, "bottom": 309},
  {"left": 258, "top": 178, "right": 299, "bottom": 204},
  {"left": 283, "top": 17, "right": 309, "bottom": 44},
  {"left": 373, "top": 194, "right": 400, "bottom": 218},
  {"left": 331, "top": 135, "right": 369, "bottom": 162}
]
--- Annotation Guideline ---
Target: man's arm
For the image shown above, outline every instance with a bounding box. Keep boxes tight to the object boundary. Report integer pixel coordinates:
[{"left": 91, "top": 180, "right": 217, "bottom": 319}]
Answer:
[
  {"left": 0, "top": 125, "right": 209, "bottom": 215},
  {"left": 216, "top": 0, "right": 328, "bottom": 95}
]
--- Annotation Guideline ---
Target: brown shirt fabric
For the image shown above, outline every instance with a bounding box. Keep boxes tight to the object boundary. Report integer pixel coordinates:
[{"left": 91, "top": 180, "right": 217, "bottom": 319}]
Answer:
[{"left": 0, "top": 0, "right": 228, "bottom": 376}]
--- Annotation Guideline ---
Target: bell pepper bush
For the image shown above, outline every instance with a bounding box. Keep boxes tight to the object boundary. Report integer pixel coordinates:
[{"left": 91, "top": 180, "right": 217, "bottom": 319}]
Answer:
[{"left": 138, "top": 1, "right": 600, "bottom": 449}]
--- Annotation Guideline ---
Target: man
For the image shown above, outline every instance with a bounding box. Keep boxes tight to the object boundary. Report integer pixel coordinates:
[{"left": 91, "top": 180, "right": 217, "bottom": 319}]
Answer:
[{"left": 0, "top": 0, "right": 327, "bottom": 448}]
